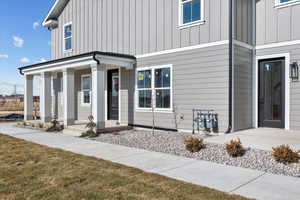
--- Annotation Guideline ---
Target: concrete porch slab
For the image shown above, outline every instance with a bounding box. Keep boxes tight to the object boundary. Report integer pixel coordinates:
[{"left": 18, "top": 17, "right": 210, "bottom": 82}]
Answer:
[{"left": 206, "top": 128, "right": 300, "bottom": 151}]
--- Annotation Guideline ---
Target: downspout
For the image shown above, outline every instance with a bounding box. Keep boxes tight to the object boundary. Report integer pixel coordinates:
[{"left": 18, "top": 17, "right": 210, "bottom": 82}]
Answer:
[
  {"left": 92, "top": 52, "right": 101, "bottom": 64},
  {"left": 19, "top": 68, "right": 24, "bottom": 76},
  {"left": 226, "top": 0, "right": 233, "bottom": 134}
]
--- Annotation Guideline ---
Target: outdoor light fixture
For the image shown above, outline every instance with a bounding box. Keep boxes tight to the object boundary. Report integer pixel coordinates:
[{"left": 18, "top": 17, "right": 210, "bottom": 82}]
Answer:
[{"left": 290, "top": 62, "right": 299, "bottom": 81}]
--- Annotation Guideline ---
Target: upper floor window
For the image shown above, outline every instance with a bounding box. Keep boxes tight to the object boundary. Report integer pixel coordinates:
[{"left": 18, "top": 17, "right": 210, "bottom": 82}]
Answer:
[
  {"left": 64, "top": 23, "right": 72, "bottom": 51},
  {"left": 179, "top": 0, "right": 204, "bottom": 27},
  {"left": 275, "top": 0, "right": 300, "bottom": 7}
]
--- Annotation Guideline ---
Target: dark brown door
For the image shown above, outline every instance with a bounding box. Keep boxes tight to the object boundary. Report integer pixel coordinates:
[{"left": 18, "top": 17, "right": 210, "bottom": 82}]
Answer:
[
  {"left": 258, "top": 58, "right": 285, "bottom": 128},
  {"left": 107, "top": 69, "right": 119, "bottom": 120}
]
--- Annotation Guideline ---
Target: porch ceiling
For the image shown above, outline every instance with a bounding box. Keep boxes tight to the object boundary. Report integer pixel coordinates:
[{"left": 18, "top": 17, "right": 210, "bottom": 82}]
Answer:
[{"left": 19, "top": 51, "right": 136, "bottom": 75}]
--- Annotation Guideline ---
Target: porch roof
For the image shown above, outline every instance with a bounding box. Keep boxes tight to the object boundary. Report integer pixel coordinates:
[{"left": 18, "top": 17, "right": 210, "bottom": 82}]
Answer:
[{"left": 19, "top": 51, "right": 136, "bottom": 75}]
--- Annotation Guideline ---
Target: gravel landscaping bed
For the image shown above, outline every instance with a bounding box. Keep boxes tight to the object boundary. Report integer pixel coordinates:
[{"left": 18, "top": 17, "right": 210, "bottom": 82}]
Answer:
[{"left": 93, "top": 129, "right": 300, "bottom": 177}]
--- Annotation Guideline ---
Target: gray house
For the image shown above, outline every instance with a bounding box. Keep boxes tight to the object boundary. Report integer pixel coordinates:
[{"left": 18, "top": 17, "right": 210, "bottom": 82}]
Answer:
[{"left": 19, "top": 0, "right": 300, "bottom": 133}]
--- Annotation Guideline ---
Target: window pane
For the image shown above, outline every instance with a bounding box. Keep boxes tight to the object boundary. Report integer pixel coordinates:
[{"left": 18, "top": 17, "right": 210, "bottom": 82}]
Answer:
[
  {"left": 183, "top": 2, "right": 192, "bottom": 24},
  {"left": 64, "top": 25, "right": 72, "bottom": 38},
  {"left": 83, "top": 91, "right": 90, "bottom": 104},
  {"left": 137, "top": 70, "right": 151, "bottom": 89},
  {"left": 192, "top": 0, "right": 201, "bottom": 21},
  {"left": 156, "top": 89, "right": 170, "bottom": 108},
  {"left": 280, "top": 0, "right": 291, "bottom": 3},
  {"left": 155, "top": 68, "right": 170, "bottom": 88},
  {"left": 82, "top": 76, "right": 91, "bottom": 90},
  {"left": 139, "top": 90, "right": 152, "bottom": 108},
  {"left": 65, "top": 38, "right": 72, "bottom": 50}
]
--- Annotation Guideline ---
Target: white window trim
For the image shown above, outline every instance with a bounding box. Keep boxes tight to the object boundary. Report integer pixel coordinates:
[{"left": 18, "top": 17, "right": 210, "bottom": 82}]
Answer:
[
  {"left": 274, "top": 0, "right": 300, "bottom": 8},
  {"left": 63, "top": 22, "right": 73, "bottom": 52},
  {"left": 135, "top": 65, "right": 173, "bottom": 113},
  {"left": 81, "top": 74, "right": 91, "bottom": 107},
  {"left": 178, "top": 0, "right": 205, "bottom": 29}
]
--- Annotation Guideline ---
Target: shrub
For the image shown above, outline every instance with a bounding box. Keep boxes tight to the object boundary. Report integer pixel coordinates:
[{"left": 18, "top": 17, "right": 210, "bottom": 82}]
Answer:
[
  {"left": 225, "top": 138, "right": 245, "bottom": 157},
  {"left": 184, "top": 137, "right": 204, "bottom": 153},
  {"left": 38, "top": 123, "right": 44, "bottom": 129},
  {"left": 80, "top": 115, "right": 98, "bottom": 138},
  {"left": 46, "top": 117, "right": 63, "bottom": 132},
  {"left": 272, "top": 145, "right": 299, "bottom": 164}
]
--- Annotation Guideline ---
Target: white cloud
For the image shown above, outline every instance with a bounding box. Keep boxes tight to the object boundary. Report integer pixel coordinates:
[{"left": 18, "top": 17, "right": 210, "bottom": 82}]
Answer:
[
  {"left": 19, "top": 57, "right": 31, "bottom": 63},
  {"left": 12, "top": 36, "right": 24, "bottom": 48},
  {"left": 0, "top": 54, "right": 8, "bottom": 59},
  {"left": 40, "top": 58, "right": 47, "bottom": 62},
  {"left": 33, "top": 21, "right": 40, "bottom": 30}
]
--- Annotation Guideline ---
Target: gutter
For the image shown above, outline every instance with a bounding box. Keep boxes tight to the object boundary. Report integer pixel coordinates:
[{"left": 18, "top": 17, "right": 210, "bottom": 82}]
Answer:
[{"left": 226, "top": 0, "right": 233, "bottom": 134}]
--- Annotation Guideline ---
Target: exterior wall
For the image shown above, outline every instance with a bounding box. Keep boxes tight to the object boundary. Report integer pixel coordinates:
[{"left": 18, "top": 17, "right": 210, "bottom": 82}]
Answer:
[
  {"left": 234, "top": 0, "right": 254, "bottom": 45},
  {"left": 233, "top": 44, "right": 253, "bottom": 131},
  {"left": 51, "top": 0, "right": 229, "bottom": 59},
  {"left": 75, "top": 69, "right": 92, "bottom": 121},
  {"left": 120, "top": 68, "right": 135, "bottom": 125},
  {"left": 256, "top": 44, "right": 300, "bottom": 130},
  {"left": 256, "top": 0, "right": 300, "bottom": 45},
  {"left": 135, "top": 44, "right": 229, "bottom": 132}
]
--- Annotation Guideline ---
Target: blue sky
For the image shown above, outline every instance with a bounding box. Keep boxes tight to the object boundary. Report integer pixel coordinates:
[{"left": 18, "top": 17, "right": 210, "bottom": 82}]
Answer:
[{"left": 0, "top": 0, "right": 55, "bottom": 94}]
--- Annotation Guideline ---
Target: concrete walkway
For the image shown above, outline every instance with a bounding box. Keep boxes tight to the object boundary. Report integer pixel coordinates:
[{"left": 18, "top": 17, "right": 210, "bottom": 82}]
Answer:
[
  {"left": 1, "top": 123, "right": 300, "bottom": 200},
  {"left": 206, "top": 128, "right": 300, "bottom": 151}
]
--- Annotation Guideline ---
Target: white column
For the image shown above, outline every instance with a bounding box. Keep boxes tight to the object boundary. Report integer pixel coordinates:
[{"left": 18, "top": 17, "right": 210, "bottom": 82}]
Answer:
[
  {"left": 40, "top": 72, "right": 52, "bottom": 123},
  {"left": 51, "top": 73, "right": 58, "bottom": 119},
  {"left": 63, "top": 69, "right": 75, "bottom": 126},
  {"left": 91, "top": 64, "right": 105, "bottom": 130},
  {"left": 24, "top": 74, "right": 33, "bottom": 121}
]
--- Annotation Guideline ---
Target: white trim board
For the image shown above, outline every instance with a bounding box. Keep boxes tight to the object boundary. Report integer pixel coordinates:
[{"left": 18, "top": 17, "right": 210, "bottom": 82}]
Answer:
[
  {"left": 256, "top": 40, "right": 300, "bottom": 50},
  {"left": 136, "top": 40, "right": 229, "bottom": 59},
  {"left": 254, "top": 53, "right": 290, "bottom": 130}
]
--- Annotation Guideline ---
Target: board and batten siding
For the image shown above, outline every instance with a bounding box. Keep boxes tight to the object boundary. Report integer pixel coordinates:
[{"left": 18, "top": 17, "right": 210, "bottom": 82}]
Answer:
[
  {"left": 51, "top": 0, "right": 229, "bottom": 59},
  {"left": 233, "top": 44, "right": 253, "bottom": 131},
  {"left": 256, "top": 44, "right": 300, "bottom": 131},
  {"left": 234, "top": 0, "right": 254, "bottom": 45},
  {"left": 135, "top": 44, "right": 229, "bottom": 132},
  {"left": 256, "top": 0, "right": 300, "bottom": 45}
]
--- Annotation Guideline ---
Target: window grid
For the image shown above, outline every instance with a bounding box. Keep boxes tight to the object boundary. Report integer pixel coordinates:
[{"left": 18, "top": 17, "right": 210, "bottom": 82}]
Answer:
[
  {"left": 81, "top": 75, "right": 91, "bottom": 106},
  {"left": 179, "top": 0, "right": 204, "bottom": 27},
  {"left": 136, "top": 65, "right": 173, "bottom": 112},
  {"left": 64, "top": 22, "right": 72, "bottom": 52}
]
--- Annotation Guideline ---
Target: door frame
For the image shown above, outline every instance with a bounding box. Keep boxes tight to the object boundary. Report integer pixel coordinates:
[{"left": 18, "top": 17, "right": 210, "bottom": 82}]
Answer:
[
  {"left": 254, "top": 53, "right": 290, "bottom": 130},
  {"left": 105, "top": 67, "right": 121, "bottom": 123}
]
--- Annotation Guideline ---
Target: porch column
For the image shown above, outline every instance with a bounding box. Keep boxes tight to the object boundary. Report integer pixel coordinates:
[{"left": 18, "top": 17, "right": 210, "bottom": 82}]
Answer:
[
  {"left": 24, "top": 74, "right": 33, "bottom": 121},
  {"left": 63, "top": 69, "right": 75, "bottom": 126},
  {"left": 91, "top": 63, "right": 105, "bottom": 130},
  {"left": 40, "top": 72, "right": 52, "bottom": 123}
]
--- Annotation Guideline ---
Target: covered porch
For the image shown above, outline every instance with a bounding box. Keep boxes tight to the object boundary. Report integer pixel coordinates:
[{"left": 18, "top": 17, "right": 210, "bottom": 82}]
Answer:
[
  {"left": 20, "top": 52, "right": 136, "bottom": 132},
  {"left": 206, "top": 128, "right": 300, "bottom": 151}
]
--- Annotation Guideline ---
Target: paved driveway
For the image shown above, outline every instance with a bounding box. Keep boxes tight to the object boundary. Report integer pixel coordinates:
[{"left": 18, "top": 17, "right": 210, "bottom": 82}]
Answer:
[
  {"left": 206, "top": 128, "right": 300, "bottom": 151},
  {"left": 1, "top": 123, "right": 300, "bottom": 200}
]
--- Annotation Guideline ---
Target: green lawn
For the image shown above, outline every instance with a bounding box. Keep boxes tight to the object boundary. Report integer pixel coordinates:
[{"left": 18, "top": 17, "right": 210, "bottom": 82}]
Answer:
[{"left": 0, "top": 134, "right": 251, "bottom": 200}]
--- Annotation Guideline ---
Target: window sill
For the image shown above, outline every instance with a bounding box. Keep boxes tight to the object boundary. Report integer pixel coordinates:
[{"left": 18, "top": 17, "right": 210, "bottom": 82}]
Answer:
[
  {"left": 275, "top": 0, "right": 300, "bottom": 9},
  {"left": 178, "top": 20, "right": 205, "bottom": 30},
  {"left": 81, "top": 103, "right": 91, "bottom": 107},
  {"left": 64, "top": 49, "right": 73, "bottom": 53},
  {"left": 135, "top": 108, "right": 173, "bottom": 114}
]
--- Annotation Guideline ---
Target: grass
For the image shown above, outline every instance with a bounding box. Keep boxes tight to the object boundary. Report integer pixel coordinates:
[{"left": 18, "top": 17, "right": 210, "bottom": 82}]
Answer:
[{"left": 0, "top": 134, "right": 251, "bottom": 200}]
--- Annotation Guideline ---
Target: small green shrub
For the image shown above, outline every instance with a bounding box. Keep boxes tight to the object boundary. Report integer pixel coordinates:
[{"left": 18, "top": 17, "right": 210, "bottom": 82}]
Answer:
[
  {"left": 225, "top": 138, "right": 245, "bottom": 157},
  {"left": 272, "top": 145, "right": 299, "bottom": 164},
  {"left": 184, "top": 137, "right": 204, "bottom": 153}
]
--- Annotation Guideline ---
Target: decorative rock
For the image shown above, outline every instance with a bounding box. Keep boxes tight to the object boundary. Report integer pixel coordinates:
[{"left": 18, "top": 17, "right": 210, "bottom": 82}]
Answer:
[{"left": 93, "top": 130, "right": 300, "bottom": 177}]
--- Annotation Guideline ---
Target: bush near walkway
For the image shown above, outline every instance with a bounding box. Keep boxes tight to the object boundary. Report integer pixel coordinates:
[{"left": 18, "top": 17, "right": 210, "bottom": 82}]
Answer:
[
  {"left": 272, "top": 145, "right": 300, "bottom": 164},
  {"left": 0, "top": 134, "right": 251, "bottom": 200}
]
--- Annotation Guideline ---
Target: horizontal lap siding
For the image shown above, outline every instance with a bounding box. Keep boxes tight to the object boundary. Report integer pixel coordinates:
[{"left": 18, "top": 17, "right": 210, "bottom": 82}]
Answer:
[
  {"left": 135, "top": 44, "right": 229, "bottom": 132},
  {"left": 256, "top": 44, "right": 300, "bottom": 131},
  {"left": 120, "top": 68, "right": 135, "bottom": 125},
  {"left": 75, "top": 69, "right": 91, "bottom": 121},
  {"left": 233, "top": 45, "right": 253, "bottom": 131},
  {"left": 51, "top": 0, "right": 229, "bottom": 59}
]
